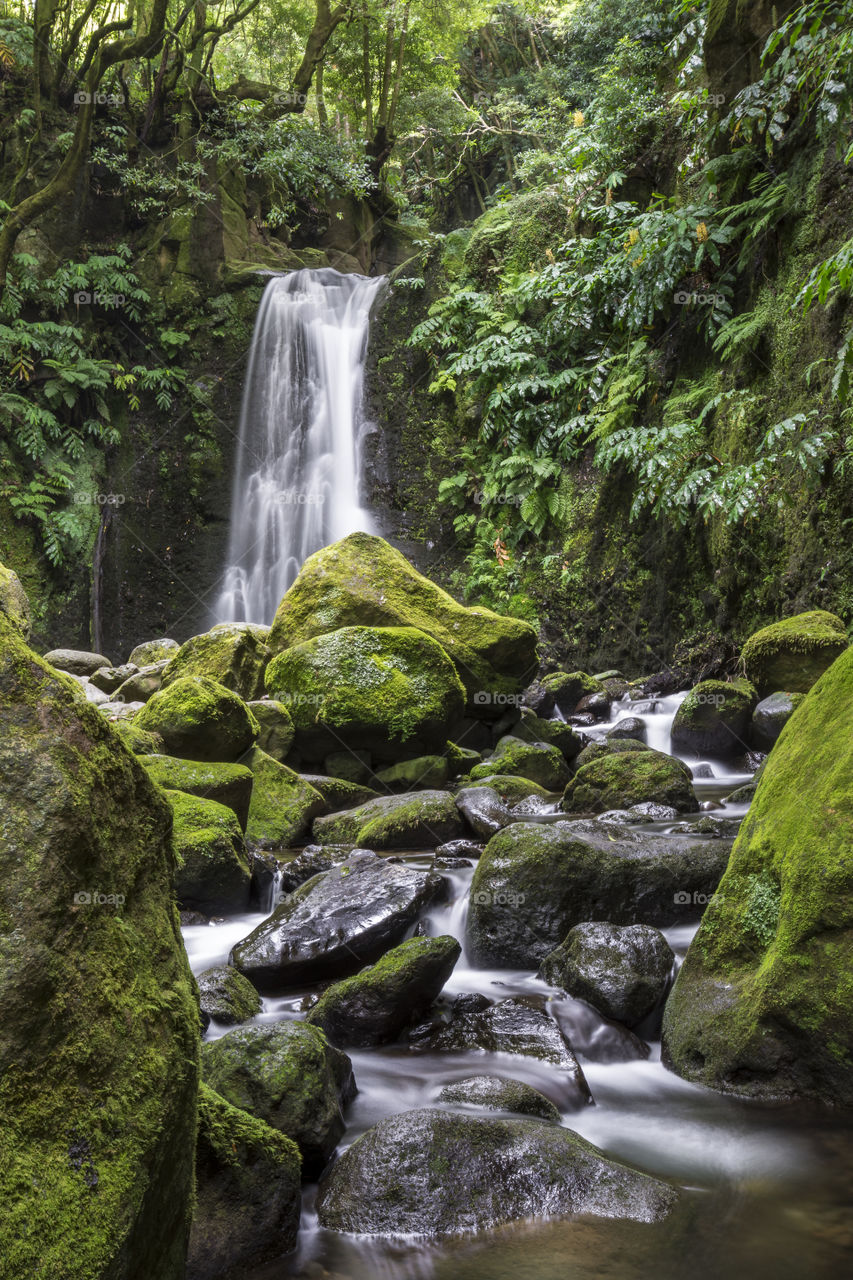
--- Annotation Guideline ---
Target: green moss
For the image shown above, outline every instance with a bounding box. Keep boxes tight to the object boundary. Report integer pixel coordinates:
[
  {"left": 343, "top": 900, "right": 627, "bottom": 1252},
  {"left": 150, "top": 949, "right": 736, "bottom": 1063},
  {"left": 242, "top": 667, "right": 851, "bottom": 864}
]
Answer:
[
  {"left": 140, "top": 755, "right": 254, "bottom": 829},
  {"left": 0, "top": 561, "right": 32, "bottom": 639},
  {"left": 740, "top": 610, "right": 848, "bottom": 695},
  {"left": 470, "top": 738, "right": 571, "bottom": 790},
  {"left": 112, "top": 721, "right": 165, "bottom": 756},
  {"left": 162, "top": 625, "right": 271, "bottom": 701},
  {"left": 166, "top": 789, "right": 251, "bottom": 913},
  {"left": 462, "top": 774, "right": 549, "bottom": 803},
  {"left": 135, "top": 675, "right": 259, "bottom": 762},
  {"left": 562, "top": 749, "right": 695, "bottom": 813},
  {"left": 313, "top": 790, "right": 463, "bottom": 850},
  {"left": 197, "top": 1081, "right": 300, "bottom": 1171},
  {"left": 243, "top": 747, "right": 325, "bottom": 849},
  {"left": 197, "top": 966, "right": 263, "bottom": 1025},
  {"left": 462, "top": 188, "right": 570, "bottom": 283}
]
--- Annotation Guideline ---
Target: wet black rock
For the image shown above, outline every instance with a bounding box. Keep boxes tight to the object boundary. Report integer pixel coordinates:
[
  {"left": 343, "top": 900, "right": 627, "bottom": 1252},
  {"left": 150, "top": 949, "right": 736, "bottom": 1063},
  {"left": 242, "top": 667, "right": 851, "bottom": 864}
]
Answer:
[
  {"left": 455, "top": 785, "right": 514, "bottom": 838},
  {"left": 541, "top": 923, "right": 675, "bottom": 1027},
  {"left": 435, "top": 838, "right": 484, "bottom": 859},
  {"left": 437, "top": 1074, "right": 561, "bottom": 1121}
]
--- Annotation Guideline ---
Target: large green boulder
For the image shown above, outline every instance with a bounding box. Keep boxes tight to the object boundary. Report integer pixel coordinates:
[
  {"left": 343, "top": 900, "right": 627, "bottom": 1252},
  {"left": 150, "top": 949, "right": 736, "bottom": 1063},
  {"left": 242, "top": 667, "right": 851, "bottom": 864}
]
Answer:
[
  {"left": 200, "top": 1022, "right": 356, "bottom": 1176},
  {"left": 188, "top": 1084, "right": 301, "bottom": 1280},
  {"left": 167, "top": 790, "right": 252, "bottom": 914},
  {"left": 470, "top": 736, "right": 571, "bottom": 790},
  {"left": 266, "top": 533, "right": 538, "bottom": 710},
  {"left": 312, "top": 790, "right": 464, "bottom": 849},
  {"left": 374, "top": 754, "right": 449, "bottom": 791},
  {"left": 0, "top": 561, "right": 31, "bottom": 639},
  {"left": 671, "top": 679, "right": 757, "bottom": 757},
  {"left": 0, "top": 613, "right": 199, "bottom": 1278},
  {"left": 135, "top": 676, "right": 259, "bottom": 762},
  {"left": 129, "top": 637, "right": 179, "bottom": 666},
  {"left": 562, "top": 749, "right": 695, "bottom": 813},
  {"left": 740, "top": 610, "right": 848, "bottom": 696},
  {"left": 243, "top": 747, "right": 326, "bottom": 848},
  {"left": 265, "top": 624, "right": 465, "bottom": 761},
  {"left": 141, "top": 755, "right": 254, "bottom": 830},
  {"left": 662, "top": 647, "right": 853, "bottom": 1104},
  {"left": 162, "top": 624, "right": 271, "bottom": 701}
]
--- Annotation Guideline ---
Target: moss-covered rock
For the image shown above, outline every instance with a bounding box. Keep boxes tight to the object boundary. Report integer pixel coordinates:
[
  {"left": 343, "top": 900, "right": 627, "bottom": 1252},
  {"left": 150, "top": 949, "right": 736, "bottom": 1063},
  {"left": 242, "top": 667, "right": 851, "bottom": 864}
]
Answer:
[
  {"left": 265, "top": 624, "right": 466, "bottom": 760},
  {"left": 312, "top": 789, "right": 464, "bottom": 849},
  {"left": 540, "top": 671, "right": 605, "bottom": 716},
  {"left": 671, "top": 678, "right": 757, "bottom": 757},
  {"left": 462, "top": 187, "right": 572, "bottom": 283},
  {"left": 464, "top": 774, "right": 550, "bottom": 803},
  {"left": 306, "top": 935, "right": 461, "bottom": 1046},
  {"left": 470, "top": 736, "right": 571, "bottom": 790},
  {"left": 200, "top": 1022, "right": 356, "bottom": 1176},
  {"left": 266, "top": 533, "right": 538, "bottom": 711},
  {"left": 91, "top": 662, "right": 138, "bottom": 694},
  {"left": 114, "top": 660, "right": 170, "bottom": 703},
  {"left": 162, "top": 625, "right": 271, "bottom": 701},
  {"left": 167, "top": 790, "right": 252, "bottom": 914},
  {"left": 0, "top": 561, "right": 32, "bottom": 639},
  {"left": 197, "top": 965, "right": 262, "bottom": 1026},
  {"left": 514, "top": 709, "right": 584, "bottom": 761},
  {"left": 135, "top": 676, "right": 259, "bottom": 762},
  {"left": 573, "top": 739, "right": 650, "bottom": 770},
  {"left": 129, "top": 637, "right": 180, "bottom": 666},
  {"left": 141, "top": 755, "right": 254, "bottom": 830},
  {"left": 0, "top": 613, "right": 199, "bottom": 1279},
  {"left": 243, "top": 747, "right": 326, "bottom": 849},
  {"left": 246, "top": 698, "right": 295, "bottom": 762},
  {"left": 740, "top": 610, "right": 848, "bottom": 696},
  {"left": 662, "top": 646, "right": 853, "bottom": 1104},
  {"left": 113, "top": 721, "right": 165, "bottom": 756},
  {"left": 188, "top": 1084, "right": 301, "bottom": 1280},
  {"left": 541, "top": 923, "right": 675, "bottom": 1027},
  {"left": 436, "top": 1075, "right": 560, "bottom": 1122},
  {"left": 374, "top": 754, "right": 449, "bottom": 790},
  {"left": 300, "top": 774, "right": 380, "bottom": 812},
  {"left": 562, "top": 749, "right": 695, "bottom": 813}
]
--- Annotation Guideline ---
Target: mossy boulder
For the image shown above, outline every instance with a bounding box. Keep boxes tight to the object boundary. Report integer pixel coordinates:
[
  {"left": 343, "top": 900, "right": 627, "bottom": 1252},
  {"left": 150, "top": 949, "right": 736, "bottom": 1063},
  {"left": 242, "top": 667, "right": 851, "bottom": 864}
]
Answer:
[
  {"left": 514, "top": 709, "right": 584, "bottom": 761},
  {"left": 266, "top": 533, "right": 538, "bottom": 712},
  {"left": 436, "top": 1075, "right": 560, "bottom": 1122},
  {"left": 306, "top": 935, "right": 461, "bottom": 1046},
  {"left": 113, "top": 721, "right": 165, "bottom": 756},
  {"left": 470, "top": 736, "right": 571, "bottom": 790},
  {"left": 246, "top": 698, "right": 295, "bottom": 762},
  {"left": 265, "top": 624, "right": 465, "bottom": 761},
  {"left": 573, "top": 739, "right": 649, "bottom": 770},
  {"left": 562, "top": 749, "right": 694, "bottom": 813},
  {"left": 167, "top": 790, "right": 252, "bottom": 914},
  {"left": 197, "top": 966, "right": 263, "bottom": 1026},
  {"left": 300, "top": 774, "right": 380, "bottom": 812},
  {"left": 670, "top": 679, "right": 757, "bottom": 757},
  {"left": 316, "top": 1108, "right": 676, "bottom": 1236},
  {"left": 740, "top": 610, "right": 848, "bottom": 696},
  {"left": 312, "top": 790, "right": 464, "bottom": 849},
  {"left": 540, "top": 671, "right": 605, "bottom": 717},
  {"left": 135, "top": 676, "right": 259, "bottom": 762},
  {"left": 662, "top": 646, "right": 853, "bottom": 1104},
  {"left": 375, "top": 754, "right": 450, "bottom": 790},
  {"left": 541, "top": 923, "right": 675, "bottom": 1028},
  {"left": 243, "top": 747, "right": 326, "bottom": 848},
  {"left": 129, "top": 637, "right": 179, "bottom": 666},
  {"left": 141, "top": 755, "right": 254, "bottom": 830},
  {"left": 114, "top": 660, "right": 169, "bottom": 703},
  {"left": 200, "top": 1022, "right": 356, "bottom": 1176},
  {"left": 0, "top": 561, "right": 31, "bottom": 639},
  {"left": 188, "top": 1084, "right": 301, "bottom": 1280},
  {"left": 0, "top": 613, "right": 199, "bottom": 1279},
  {"left": 465, "top": 774, "right": 549, "bottom": 803},
  {"left": 162, "top": 625, "right": 271, "bottom": 701},
  {"left": 462, "top": 186, "right": 571, "bottom": 282}
]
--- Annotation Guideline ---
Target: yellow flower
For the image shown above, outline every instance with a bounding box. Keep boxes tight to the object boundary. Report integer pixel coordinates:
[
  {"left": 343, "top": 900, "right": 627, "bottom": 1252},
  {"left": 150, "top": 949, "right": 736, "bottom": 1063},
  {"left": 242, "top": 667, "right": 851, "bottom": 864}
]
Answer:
[
  {"left": 696, "top": 221, "right": 709, "bottom": 243},
  {"left": 573, "top": 110, "right": 585, "bottom": 127},
  {"left": 628, "top": 228, "right": 640, "bottom": 245}
]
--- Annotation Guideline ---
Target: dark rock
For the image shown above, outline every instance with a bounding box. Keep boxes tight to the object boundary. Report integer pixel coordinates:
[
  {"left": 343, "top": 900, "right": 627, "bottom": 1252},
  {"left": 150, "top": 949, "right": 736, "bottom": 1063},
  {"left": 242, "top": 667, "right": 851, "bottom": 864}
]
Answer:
[
  {"left": 671, "top": 679, "right": 757, "bottom": 758},
  {"left": 435, "top": 838, "right": 484, "bottom": 860},
  {"left": 550, "top": 999, "right": 651, "bottom": 1064},
  {"left": 313, "top": 789, "right": 464, "bottom": 849},
  {"left": 750, "top": 690, "right": 804, "bottom": 751},
  {"left": 607, "top": 716, "right": 647, "bottom": 743},
  {"left": 541, "top": 923, "right": 675, "bottom": 1027},
  {"left": 198, "top": 965, "right": 262, "bottom": 1026},
  {"left": 455, "top": 785, "right": 514, "bottom": 838},
  {"left": 575, "top": 691, "right": 612, "bottom": 720},
  {"left": 522, "top": 681, "right": 555, "bottom": 716},
  {"left": 437, "top": 1074, "right": 560, "bottom": 1121}
]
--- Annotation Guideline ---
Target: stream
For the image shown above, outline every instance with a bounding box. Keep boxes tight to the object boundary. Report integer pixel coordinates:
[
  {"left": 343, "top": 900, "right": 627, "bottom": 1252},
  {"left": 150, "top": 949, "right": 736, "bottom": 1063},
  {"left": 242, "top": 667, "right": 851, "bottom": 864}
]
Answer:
[{"left": 182, "top": 693, "right": 853, "bottom": 1277}]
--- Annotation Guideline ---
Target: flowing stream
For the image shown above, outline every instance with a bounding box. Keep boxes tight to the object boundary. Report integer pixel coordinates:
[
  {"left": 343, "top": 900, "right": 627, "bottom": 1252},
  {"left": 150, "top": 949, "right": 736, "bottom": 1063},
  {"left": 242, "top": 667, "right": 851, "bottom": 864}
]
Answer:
[
  {"left": 216, "top": 268, "right": 385, "bottom": 625},
  {"left": 182, "top": 696, "right": 853, "bottom": 1278}
]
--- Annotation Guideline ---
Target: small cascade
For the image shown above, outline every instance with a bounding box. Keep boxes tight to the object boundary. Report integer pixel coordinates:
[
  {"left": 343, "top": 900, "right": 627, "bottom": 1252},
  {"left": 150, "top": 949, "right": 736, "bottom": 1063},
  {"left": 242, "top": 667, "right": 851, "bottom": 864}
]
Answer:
[{"left": 264, "top": 865, "right": 283, "bottom": 916}]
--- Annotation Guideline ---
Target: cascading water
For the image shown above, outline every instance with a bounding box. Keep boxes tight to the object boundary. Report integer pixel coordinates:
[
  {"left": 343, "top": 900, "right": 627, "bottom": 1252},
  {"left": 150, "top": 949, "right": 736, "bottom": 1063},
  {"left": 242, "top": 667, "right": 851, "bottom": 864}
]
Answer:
[{"left": 216, "top": 268, "right": 385, "bottom": 625}]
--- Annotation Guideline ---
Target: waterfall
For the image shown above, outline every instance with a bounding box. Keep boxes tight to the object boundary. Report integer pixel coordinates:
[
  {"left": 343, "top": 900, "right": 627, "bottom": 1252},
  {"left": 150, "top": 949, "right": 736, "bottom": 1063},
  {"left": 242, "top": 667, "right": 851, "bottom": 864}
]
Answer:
[{"left": 216, "top": 268, "right": 385, "bottom": 625}]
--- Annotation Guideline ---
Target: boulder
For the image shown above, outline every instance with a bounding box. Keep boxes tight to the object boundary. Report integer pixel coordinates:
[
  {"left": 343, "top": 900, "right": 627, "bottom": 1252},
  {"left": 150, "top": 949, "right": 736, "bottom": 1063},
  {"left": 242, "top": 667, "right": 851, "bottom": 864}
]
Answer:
[
  {"left": 607, "top": 716, "right": 647, "bottom": 743},
  {"left": 541, "top": 923, "right": 675, "bottom": 1027},
  {"left": 562, "top": 749, "right": 694, "bottom": 813},
  {"left": 316, "top": 1108, "right": 676, "bottom": 1235},
  {"left": 455, "top": 785, "right": 514, "bottom": 838},
  {"left": 670, "top": 679, "right": 756, "bottom": 757},
  {"left": 43, "top": 647, "right": 110, "bottom": 676},
  {"left": 113, "top": 721, "right": 165, "bottom": 756},
  {"left": 265, "top": 624, "right": 466, "bottom": 761},
  {"left": 436, "top": 1075, "right": 560, "bottom": 1121},
  {"left": 90, "top": 662, "right": 138, "bottom": 694},
  {"left": 230, "top": 850, "right": 445, "bottom": 989},
  {"left": 465, "top": 774, "right": 550, "bottom": 804},
  {"left": 114, "top": 660, "right": 169, "bottom": 703},
  {"left": 312, "top": 790, "right": 464, "bottom": 849},
  {"left": 468, "top": 821, "right": 729, "bottom": 967},
  {"left": 435, "top": 838, "right": 484, "bottom": 860},
  {"left": 201, "top": 1022, "right": 355, "bottom": 1176},
  {"left": 323, "top": 748, "right": 372, "bottom": 783},
  {"left": 575, "top": 691, "right": 611, "bottom": 720},
  {"left": 740, "top": 609, "right": 848, "bottom": 696},
  {"left": 188, "top": 1084, "right": 300, "bottom": 1280},
  {"left": 245, "top": 698, "right": 295, "bottom": 761},
  {"left": 279, "top": 846, "right": 336, "bottom": 894},
  {"left": 162, "top": 625, "right": 271, "bottom": 701},
  {"left": 374, "top": 754, "right": 449, "bottom": 790},
  {"left": 243, "top": 748, "right": 326, "bottom": 848},
  {"left": 750, "top": 690, "right": 804, "bottom": 751},
  {"left": 141, "top": 755, "right": 254, "bottom": 830},
  {"left": 167, "top": 790, "right": 252, "bottom": 914},
  {"left": 197, "top": 966, "right": 262, "bottom": 1026},
  {"left": 0, "top": 562, "right": 31, "bottom": 639},
  {"left": 445, "top": 741, "right": 483, "bottom": 774},
  {"left": 135, "top": 676, "right": 259, "bottom": 762},
  {"left": 470, "top": 736, "right": 571, "bottom": 790},
  {"left": 0, "top": 613, "right": 198, "bottom": 1276},
  {"left": 573, "top": 738, "right": 650, "bottom": 769},
  {"left": 513, "top": 709, "right": 584, "bottom": 761},
  {"left": 128, "top": 637, "right": 180, "bottom": 666},
  {"left": 539, "top": 671, "right": 604, "bottom": 716},
  {"left": 300, "top": 774, "right": 380, "bottom": 811},
  {"left": 662, "top": 646, "right": 853, "bottom": 1104},
  {"left": 306, "top": 935, "right": 461, "bottom": 1046}
]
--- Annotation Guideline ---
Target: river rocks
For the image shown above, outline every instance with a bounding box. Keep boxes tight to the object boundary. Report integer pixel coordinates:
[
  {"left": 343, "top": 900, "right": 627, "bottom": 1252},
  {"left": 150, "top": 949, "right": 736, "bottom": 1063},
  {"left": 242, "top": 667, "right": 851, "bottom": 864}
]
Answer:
[
  {"left": 468, "top": 821, "right": 729, "bottom": 967},
  {"left": 575, "top": 690, "right": 611, "bottom": 720},
  {"left": 541, "top": 923, "right": 675, "bottom": 1027},
  {"left": 410, "top": 997, "right": 592, "bottom": 1108},
  {"left": 279, "top": 846, "right": 336, "bottom": 893},
  {"left": 188, "top": 1084, "right": 301, "bottom": 1280},
  {"left": 113, "top": 721, "right": 165, "bottom": 756},
  {"left": 662, "top": 646, "right": 853, "bottom": 1104},
  {"left": 514, "top": 709, "right": 585, "bottom": 761},
  {"left": 750, "top": 690, "right": 804, "bottom": 750},
  {"left": 437, "top": 1075, "right": 561, "bottom": 1121},
  {"left": 455, "top": 785, "right": 514, "bottom": 837},
  {"left": 306, "top": 935, "right": 461, "bottom": 1046},
  {"left": 265, "top": 532, "right": 538, "bottom": 711},
  {"left": 265, "top": 624, "right": 466, "bottom": 760},
  {"left": 114, "top": 659, "right": 170, "bottom": 703},
  {"left": 129, "top": 637, "right": 180, "bottom": 666},
  {"left": 90, "top": 661, "right": 137, "bottom": 694},
  {"left": 574, "top": 738, "right": 649, "bottom": 769},
  {"left": 231, "top": 850, "right": 445, "bottom": 989},
  {"left": 162, "top": 625, "right": 271, "bottom": 701},
  {"left": 246, "top": 698, "right": 295, "bottom": 761},
  {"left": 0, "top": 613, "right": 199, "bottom": 1275},
  {"left": 470, "top": 736, "right": 571, "bottom": 789},
  {"left": 135, "top": 676, "right": 259, "bottom": 761},
  {"left": 141, "top": 755, "right": 254, "bottom": 830},
  {"left": 607, "top": 716, "right": 647, "bottom": 743},
  {"left": 167, "top": 790, "right": 252, "bottom": 914},
  {"left": 243, "top": 748, "right": 326, "bottom": 848},
  {"left": 201, "top": 1022, "right": 356, "bottom": 1176},
  {"left": 0, "top": 562, "right": 31, "bottom": 638},
  {"left": 469, "top": 773, "right": 550, "bottom": 803},
  {"left": 540, "top": 671, "right": 604, "bottom": 716},
  {"left": 301, "top": 773, "right": 380, "bottom": 811},
  {"left": 198, "top": 965, "right": 263, "bottom": 1026},
  {"left": 740, "top": 609, "right": 848, "bottom": 695},
  {"left": 43, "top": 646, "right": 111, "bottom": 676},
  {"left": 563, "top": 749, "right": 694, "bottom": 813},
  {"left": 313, "top": 790, "right": 464, "bottom": 849},
  {"left": 670, "top": 679, "right": 756, "bottom": 757},
  {"left": 375, "top": 754, "right": 450, "bottom": 790},
  {"left": 435, "top": 838, "right": 485, "bottom": 860},
  {"left": 316, "top": 1108, "right": 676, "bottom": 1235}
]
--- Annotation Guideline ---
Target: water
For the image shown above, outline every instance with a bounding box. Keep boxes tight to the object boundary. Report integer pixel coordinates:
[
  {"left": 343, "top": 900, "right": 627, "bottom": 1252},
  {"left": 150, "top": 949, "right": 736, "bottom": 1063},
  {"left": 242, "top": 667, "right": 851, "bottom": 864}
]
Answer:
[{"left": 216, "top": 268, "right": 385, "bottom": 625}]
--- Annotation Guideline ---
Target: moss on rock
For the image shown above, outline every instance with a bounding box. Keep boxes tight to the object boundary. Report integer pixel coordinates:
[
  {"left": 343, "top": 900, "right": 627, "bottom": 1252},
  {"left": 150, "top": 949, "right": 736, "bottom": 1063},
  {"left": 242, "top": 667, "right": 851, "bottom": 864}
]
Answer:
[
  {"left": 540, "top": 671, "right": 605, "bottom": 716},
  {"left": 197, "top": 966, "right": 262, "bottom": 1026},
  {"left": 740, "top": 609, "right": 848, "bottom": 696},
  {"left": 671, "top": 678, "right": 757, "bottom": 757},
  {"left": 166, "top": 789, "right": 252, "bottom": 913},
  {"left": 312, "top": 789, "right": 464, "bottom": 849},
  {"left": 243, "top": 747, "right": 326, "bottom": 849},
  {"left": 246, "top": 698, "right": 295, "bottom": 762},
  {"left": 0, "top": 561, "right": 32, "bottom": 640},
  {"left": 470, "top": 737, "right": 571, "bottom": 790},
  {"left": 562, "top": 749, "right": 695, "bottom": 813},
  {"left": 141, "top": 754, "right": 254, "bottom": 830},
  {"left": 162, "top": 625, "right": 271, "bottom": 701},
  {"left": 135, "top": 675, "right": 259, "bottom": 762}
]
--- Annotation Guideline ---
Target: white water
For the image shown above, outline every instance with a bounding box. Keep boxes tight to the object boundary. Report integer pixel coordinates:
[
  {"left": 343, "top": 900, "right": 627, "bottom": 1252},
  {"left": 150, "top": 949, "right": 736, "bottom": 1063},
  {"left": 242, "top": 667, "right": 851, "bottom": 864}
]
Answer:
[{"left": 216, "top": 268, "right": 385, "bottom": 625}]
